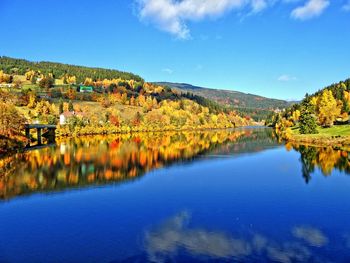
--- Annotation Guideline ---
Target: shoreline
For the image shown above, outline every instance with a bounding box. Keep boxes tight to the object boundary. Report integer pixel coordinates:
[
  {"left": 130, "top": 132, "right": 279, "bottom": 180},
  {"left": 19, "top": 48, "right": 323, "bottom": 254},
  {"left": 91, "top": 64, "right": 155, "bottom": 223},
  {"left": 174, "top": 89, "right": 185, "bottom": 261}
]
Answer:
[
  {"left": 282, "top": 132, "right": 350, "bottom": 149},
  {"left": 1, "top": 125, "right": 265, "bottom": 157},
  {"left": 54, "top": 124, "right": 265, "bottom": 138},
  {"left": 286, "top": 134, "right": 350, "bottom": 145}
]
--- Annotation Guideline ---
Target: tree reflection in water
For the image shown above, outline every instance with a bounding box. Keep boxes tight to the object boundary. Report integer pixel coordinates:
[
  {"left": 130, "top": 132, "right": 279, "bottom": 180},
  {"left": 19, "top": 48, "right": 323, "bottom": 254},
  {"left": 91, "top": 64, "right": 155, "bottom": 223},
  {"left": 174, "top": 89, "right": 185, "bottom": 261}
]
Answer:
[
  {"left": 2, "top": 128, "right": 350, "bottom": 199},
  {"left": 287, "top": 143, "right": 350, "bottom": 183},
  {"left": 1, "top": 129, "right": 274, "bottom": 200}
]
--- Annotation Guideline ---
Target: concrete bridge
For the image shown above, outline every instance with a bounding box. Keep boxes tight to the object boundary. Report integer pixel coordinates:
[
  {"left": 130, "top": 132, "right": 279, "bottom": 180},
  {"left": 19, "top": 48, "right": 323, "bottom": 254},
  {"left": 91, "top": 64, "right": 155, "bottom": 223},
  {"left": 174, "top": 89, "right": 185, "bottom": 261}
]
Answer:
[{"left": 25, "top": 124, "right": 56, "bottom": 147}]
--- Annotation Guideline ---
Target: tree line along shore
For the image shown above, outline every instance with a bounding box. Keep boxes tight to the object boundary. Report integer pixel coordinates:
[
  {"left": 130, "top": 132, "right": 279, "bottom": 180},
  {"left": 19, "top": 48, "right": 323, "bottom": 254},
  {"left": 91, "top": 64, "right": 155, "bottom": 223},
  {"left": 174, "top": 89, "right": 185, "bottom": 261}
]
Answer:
[
  {"left": 0, "top": 57, "right": 256, "bottom": 154},
  {"left": 268, "top": 78, "right": 350, "bottom": 147}
]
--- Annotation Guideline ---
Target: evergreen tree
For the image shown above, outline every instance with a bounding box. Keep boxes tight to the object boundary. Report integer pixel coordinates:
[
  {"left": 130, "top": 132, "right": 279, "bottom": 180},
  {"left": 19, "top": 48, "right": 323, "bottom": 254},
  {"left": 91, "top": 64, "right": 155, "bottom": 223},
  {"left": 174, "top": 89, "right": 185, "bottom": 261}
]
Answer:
[
  {"left": 299, "top": 104, "right": 318, "bottom": 134},
  {"left": 68, "top": 100, "right": 74, "bottom": 112},
  {"left": 58, "top": 98, "right": 64, "bottom": 114}
]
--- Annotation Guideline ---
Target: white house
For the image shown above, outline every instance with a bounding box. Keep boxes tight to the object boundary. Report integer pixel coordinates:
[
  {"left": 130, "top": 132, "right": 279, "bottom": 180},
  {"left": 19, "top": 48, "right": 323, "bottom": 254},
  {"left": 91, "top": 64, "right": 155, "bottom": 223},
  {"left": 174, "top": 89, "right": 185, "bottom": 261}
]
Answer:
[{"left": 60, "top": 111, "right": 86, "bottom": 125}]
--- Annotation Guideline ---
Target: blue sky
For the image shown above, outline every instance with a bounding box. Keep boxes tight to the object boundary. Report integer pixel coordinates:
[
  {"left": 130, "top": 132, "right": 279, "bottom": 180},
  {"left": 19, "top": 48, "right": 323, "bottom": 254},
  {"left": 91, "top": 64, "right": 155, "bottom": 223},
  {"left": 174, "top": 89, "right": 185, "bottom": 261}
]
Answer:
[{"left": 0, "top": 0, "right": 349, "bottom": 100}]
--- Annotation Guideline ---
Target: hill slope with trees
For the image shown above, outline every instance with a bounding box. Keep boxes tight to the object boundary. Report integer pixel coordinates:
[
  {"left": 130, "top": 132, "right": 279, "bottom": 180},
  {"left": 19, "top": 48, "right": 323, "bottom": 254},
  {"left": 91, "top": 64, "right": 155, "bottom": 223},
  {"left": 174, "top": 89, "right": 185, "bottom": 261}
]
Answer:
[
  {"left": 270, "top": 77, "right": 350, "bottom": 145},
  {"left": 154, "top": 82, "right": 294, "bottom": 121},
  {"left": 0, "top": 56, "right": 143, "bottom": 83},
  {"left": 0, "top": 56, "right": 254, "bottom": 154}
]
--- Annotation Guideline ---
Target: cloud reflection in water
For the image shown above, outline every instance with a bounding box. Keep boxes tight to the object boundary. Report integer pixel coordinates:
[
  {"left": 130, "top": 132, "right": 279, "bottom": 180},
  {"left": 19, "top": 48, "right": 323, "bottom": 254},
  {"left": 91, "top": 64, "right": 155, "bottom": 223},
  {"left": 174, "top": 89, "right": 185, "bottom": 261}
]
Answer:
[
  {"left": 292, "top": 226, "right": 328, "bottom": 247},
  {"left": 144, "top": 212, "right": 330, "bottom": 263}
]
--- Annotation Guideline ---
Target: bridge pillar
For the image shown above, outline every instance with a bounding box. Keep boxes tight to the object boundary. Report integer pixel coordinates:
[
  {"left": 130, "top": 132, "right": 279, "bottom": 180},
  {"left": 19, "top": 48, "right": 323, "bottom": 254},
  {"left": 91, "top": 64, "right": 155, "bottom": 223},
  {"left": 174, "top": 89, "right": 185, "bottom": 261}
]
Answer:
[
  {"left": 25, "top": 127, "right": 30, "bottom": 147},
  {"left": 37, "top": 128, "right": 42, "bottom": 145},
  {"left": 47, "top": 128, "right": 56, "bottom": 144}
]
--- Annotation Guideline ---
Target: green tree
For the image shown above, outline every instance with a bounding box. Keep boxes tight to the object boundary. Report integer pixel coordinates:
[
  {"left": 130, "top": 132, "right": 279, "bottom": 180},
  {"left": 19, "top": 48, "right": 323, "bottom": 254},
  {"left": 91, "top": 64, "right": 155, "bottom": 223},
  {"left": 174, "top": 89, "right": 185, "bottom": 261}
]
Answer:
[
  {"left": 299, "top": 105, "right": 318, "bottom": 134},
  {"left": 68, "top": 100, "right": 74, "bottom": 112},
  {"left": 299, "top": 145, "right": 317, "bottom": 183},
  {"left": 38, "top": 77, "right": 54, "bottom": 90},
  {"left": 59, "top": 98, "right": 64, "bottom": 114}
]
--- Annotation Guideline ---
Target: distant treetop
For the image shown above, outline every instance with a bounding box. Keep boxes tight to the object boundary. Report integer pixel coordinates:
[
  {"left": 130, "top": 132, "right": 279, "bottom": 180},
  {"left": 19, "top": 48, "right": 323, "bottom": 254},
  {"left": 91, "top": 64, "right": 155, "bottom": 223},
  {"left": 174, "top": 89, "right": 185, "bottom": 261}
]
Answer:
[{"left": 0, "top": 56, "right": 144, "bottom": 83}]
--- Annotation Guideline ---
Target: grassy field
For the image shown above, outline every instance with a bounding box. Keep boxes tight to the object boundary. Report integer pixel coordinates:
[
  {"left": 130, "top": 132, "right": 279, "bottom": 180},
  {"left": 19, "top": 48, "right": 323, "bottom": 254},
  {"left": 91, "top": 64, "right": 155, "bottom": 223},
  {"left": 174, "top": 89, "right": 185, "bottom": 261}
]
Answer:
[
  {"left": 67, "top": 100, "right": 142, "bottom": 122},
  {"left": 287, "top": 124, "right": 350, "bottom": 147},
  {"left": 292, "top": 125, "right": 350, "bottom": 137},
  {"left": 316, "top": 125, "right": 350, "bottom": 136}
]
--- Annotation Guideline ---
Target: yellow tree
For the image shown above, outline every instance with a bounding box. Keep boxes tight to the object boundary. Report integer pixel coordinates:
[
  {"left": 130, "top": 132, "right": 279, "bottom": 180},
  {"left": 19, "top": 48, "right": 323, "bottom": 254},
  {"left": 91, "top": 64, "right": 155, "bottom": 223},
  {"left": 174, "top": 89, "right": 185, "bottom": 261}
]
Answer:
[
  {"left": 25, "top": 70, "right": 36, "bottom": 81},
  {"left": 0, "top": 70, "right": 12, "bottom": 83},
  {"left": 318, "top": 90, "right": 340, "bottom": 127},
  {"left": 152, "top": 97, "right": 158, "bottom": 108},
  {"left": 292, "top": 110, "right": 301, "bottom": 123},
  {"left": 27, "top": 93, "right": 37, "bottom": 109},
  {"left": 130, "top": 96, "right": 136, "bottom": 106},
  {"left": 0, "top": 102, "right": 26, "bottom": 137},
  {"left": 114, "top": 92, "right": 122, "bottom": 102},
  {"left": 146, "top": 96, "right": 153, "bottom": 110},
  {"left": 66, "top": 75, "right": 77, "bottom": 85},
  {"left": 343, "top": 90, "right": 350, "bottom": 113},
  {"left": 35, "top": 101, "right": 53, "bottom": 115},
  {"left": 121, "top": 93, "right": 128, "bottom": 105},
  {"left": 63, "top": 102, "right": 69, "bottom": 112},
  {"left": 102, "top": 79, "right": 111, "bottom": 87},
  {"left": 138, "top": 94, "right": 146, "bottom": 107},
  {"left": 84, "top": 77, "right": 93, "bottom": 86},
  {"left": 66, "top": 87, "right": 77, "bottom": 100}
]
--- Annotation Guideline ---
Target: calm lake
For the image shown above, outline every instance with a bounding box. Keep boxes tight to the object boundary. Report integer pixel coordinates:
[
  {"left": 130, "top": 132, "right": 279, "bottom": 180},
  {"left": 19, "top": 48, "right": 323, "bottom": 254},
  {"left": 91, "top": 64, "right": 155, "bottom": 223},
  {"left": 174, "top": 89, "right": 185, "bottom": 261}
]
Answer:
[{"left": 1, "top": 127, "right": 350, "bottom": 262}]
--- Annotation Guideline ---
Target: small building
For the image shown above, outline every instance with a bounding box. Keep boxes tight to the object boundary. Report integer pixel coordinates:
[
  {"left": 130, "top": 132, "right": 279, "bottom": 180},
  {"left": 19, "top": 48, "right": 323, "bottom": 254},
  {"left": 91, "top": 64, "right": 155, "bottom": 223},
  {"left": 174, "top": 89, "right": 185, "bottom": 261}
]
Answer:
[
  {"left": 60, "top": 112, "right": 73, "bottom": 125},
  {"left": 78, "top": 85, "right": 94, "bottom": 93},
  {"left": 60, "top": 111, "right": 86, "bottom": 125}
]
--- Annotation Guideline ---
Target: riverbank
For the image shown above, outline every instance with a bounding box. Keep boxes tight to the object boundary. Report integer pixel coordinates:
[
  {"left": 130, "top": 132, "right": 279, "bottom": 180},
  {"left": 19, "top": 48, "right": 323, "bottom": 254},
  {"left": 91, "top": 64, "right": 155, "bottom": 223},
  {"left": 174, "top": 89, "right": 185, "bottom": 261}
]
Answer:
[
  {"left": 283, "top": 125, "right": 350, "bottom": 148},
  {"left": 55, "top": 123, "right": 264, "bottom": 137},
  {"left": 1, "top": 125, "right": 264, "bottom": 156}
]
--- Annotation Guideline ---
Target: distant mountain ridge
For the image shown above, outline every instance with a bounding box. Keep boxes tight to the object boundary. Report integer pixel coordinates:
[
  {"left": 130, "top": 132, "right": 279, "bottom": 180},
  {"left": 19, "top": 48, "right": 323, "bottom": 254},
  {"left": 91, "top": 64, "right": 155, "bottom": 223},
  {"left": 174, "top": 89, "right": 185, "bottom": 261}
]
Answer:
[{"left": 154, "top": 82, "right": 294, "bottom": 121}]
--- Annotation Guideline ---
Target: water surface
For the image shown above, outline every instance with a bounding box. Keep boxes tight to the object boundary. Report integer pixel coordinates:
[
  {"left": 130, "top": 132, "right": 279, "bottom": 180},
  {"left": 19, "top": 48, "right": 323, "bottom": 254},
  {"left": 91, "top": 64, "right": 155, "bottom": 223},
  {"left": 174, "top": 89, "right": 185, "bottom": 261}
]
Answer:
[{"left": 1, "top": 128, "right": 350, "bottom": 262}]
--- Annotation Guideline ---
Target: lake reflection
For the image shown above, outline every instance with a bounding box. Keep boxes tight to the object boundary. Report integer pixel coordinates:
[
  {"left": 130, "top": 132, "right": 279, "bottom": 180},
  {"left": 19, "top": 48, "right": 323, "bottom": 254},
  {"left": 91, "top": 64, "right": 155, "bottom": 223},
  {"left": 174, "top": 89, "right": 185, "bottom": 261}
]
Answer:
[
  {"left": 286, "top": 143, "right": 350, "bottom": 183},
  {"left": 0, "top": 128, "right": 276, "bottom": 200},
  {"left": 2, "top": 128, "right": 350, "bottom": 262},
  {"left": 145, "top": 212, "right": 331, "bottom": 262}
]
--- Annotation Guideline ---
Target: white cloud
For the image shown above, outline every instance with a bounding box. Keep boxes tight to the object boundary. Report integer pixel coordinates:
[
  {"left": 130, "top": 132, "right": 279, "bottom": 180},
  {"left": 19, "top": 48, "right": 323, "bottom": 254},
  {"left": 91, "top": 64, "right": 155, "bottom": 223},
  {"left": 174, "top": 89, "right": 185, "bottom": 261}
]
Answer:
[
  {"left": 278, "top": 74, "right": 297, "bottom": 81},
  {"left": 162, "top": 68, "right": 173, "bottom": 74},
  {"left": 137, "top": 0, "right": 270, "bottom": 39},
  {"left": 291, "top": 0, "right": 329, "bottom": 20},
  {"left": 137, "top": 0, "right": 332, "bottom": 38},
  {"left": 343, "top": 0, "right": 350, "bottom": 11},
  {"left": 251, "top": 0, "right": 268, "bottom": 13}
]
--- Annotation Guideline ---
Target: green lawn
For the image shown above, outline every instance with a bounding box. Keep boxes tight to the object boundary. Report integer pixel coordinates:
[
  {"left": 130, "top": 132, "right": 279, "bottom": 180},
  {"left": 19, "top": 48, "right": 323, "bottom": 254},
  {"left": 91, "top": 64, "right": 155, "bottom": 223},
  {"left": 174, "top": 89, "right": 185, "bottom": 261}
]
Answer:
[
  {"left": 316, "top": 125, "right": 350, "bottom": 136},
  {"left": 22, "top": 84, "right": 41, "bottom": 91},
  {"left": 53, "top": 100, "right": 143, "bottom": 123},
  {"left": 292, "top": 124, "right": 350, "bottom": 137}
]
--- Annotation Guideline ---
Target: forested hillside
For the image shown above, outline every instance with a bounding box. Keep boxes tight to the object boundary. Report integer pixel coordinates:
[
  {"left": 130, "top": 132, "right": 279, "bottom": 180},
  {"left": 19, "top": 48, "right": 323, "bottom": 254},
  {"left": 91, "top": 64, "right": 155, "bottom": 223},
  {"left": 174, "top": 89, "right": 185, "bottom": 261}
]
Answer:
[
  {"left": 0, "top": 56, "right": 254, "bottom": 154},
  {"left": 155, "top": 82, "right": 293, "bottom": 121},
  {"left": 0, "top": 56, "right": 143, "bottom": 83},
  {"left": 271, "top": 78, "right": 350, "bottom": 139}
]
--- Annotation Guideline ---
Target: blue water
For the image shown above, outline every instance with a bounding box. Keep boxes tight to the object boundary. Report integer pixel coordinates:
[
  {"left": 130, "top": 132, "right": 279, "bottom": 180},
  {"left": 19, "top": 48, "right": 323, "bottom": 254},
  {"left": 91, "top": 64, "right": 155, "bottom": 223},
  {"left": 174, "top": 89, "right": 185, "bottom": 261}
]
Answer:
[{"left": 1, "top": 129, "right": 350, "bottom": 262}]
